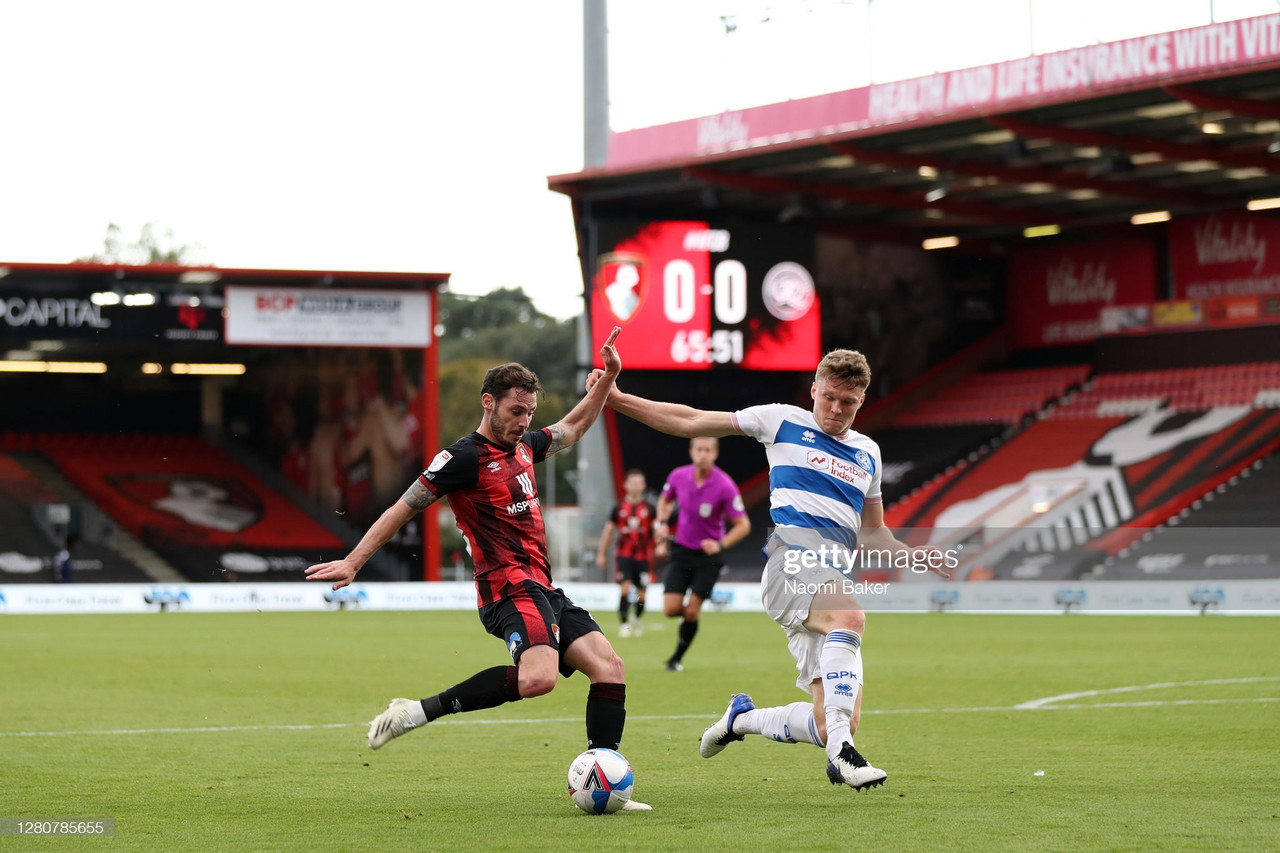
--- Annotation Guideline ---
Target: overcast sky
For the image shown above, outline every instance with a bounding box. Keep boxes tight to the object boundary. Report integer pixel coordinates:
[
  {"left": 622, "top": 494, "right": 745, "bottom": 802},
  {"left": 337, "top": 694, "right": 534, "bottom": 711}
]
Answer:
[{"left": 1, "top": 1, "right": 1274, "bottom": 319}]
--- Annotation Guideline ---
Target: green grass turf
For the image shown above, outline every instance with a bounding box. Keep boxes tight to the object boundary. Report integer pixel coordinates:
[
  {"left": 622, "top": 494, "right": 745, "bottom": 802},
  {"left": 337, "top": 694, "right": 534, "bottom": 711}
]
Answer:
[{"left": 2, "top": 609, "right": 1278, "bottom": 851}]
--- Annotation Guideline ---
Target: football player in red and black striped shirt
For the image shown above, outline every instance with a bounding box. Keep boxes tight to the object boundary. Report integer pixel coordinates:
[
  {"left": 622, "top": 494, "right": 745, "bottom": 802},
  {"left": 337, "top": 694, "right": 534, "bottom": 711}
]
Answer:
[
  {"left": 307, "top": 329, "right": 650, "bottom": 809},
  {"left": 595, "top": 469, "right": 656, "bottom": 635}
]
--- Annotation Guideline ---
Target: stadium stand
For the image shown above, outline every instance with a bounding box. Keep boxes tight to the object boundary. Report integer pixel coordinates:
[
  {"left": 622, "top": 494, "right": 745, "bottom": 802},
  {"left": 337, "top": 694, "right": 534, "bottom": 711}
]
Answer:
[
  {"left": 1099, "top": 455, "right": 1280, "bottom": 581},
  {"left": 893, "top": 365, "right": 1090, "bottom": 427},
  {"left": 883, "top": 360, "right": 1280, "bottom": 582},
  {"left": 14, "top": 434, "right": 347, "bottom": 583},
  {"left": 1050, "top": 362, "right": 1280, "bottom": 418},
  {"left": 873, "top": 424, "right": 1005, "bottom": 506},
  {"left": 0, "top": 452, "right": 158, "bottom": 583}
]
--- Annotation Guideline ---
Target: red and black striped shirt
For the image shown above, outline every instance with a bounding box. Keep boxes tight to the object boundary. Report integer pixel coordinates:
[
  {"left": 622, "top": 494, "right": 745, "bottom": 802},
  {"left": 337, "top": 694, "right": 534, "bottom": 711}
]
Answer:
[
  {"left": 608, "top": 499, "right": 656, "bottom": 561},
  {"left": 420, "top": 429, "right": 553, "bottom": 608}
]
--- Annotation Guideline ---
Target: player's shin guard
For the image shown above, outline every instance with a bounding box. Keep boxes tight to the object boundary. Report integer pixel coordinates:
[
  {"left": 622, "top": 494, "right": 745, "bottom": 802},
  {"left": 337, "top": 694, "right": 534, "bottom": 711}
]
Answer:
[
  {"left": 820, "top": 629, "right": 863, "bottom": 762},
  {"left": 586, "top": 682, "right": 626, "bottom": 750},
  {"left": 735, "top": 702, "right": 825, "bottom": 746},
  {"left": 421, "top": 665, "right": 521, "bottom": 722}
]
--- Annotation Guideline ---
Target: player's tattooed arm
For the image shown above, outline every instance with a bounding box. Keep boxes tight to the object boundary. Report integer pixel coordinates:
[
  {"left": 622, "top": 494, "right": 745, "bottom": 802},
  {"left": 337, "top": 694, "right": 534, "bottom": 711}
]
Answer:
[
  {"left": 546, "top": 423, "right": 570, "bottom": 456},
  {"left": 401, "top": 479, "right": 441, "bottom": 512}
]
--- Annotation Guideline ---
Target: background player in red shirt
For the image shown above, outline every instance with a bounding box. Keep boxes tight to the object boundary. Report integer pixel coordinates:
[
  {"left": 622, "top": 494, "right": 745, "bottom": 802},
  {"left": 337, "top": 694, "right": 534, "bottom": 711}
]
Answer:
[
  {"left": 595, "top": 468, "right": 655, "bottom": 637},
  {"left": 306, "top": 329, "right": 650, "bottom": 809}
]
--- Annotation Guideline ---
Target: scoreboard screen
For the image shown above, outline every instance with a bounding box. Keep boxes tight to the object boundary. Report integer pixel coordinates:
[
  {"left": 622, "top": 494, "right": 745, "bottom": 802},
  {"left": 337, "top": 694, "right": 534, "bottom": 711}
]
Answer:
[{"left": 590, "top": 220, "right": 820, "bottom": 370}]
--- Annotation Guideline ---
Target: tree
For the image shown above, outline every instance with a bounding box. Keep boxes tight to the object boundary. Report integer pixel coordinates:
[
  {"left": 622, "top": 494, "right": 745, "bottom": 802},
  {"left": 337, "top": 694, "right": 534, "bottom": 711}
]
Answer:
[
  {"left": 79, "top": 222, "right": 205, "bottom": 265},
  {"left": 435, "top": 290, "right": 583, "bottom": 503}
]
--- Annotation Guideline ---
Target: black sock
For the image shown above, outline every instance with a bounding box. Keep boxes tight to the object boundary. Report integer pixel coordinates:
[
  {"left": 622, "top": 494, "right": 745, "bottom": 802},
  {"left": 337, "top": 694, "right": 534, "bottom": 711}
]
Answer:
[
  {"left": 619, "top": 594, "right": 629, "bottom": 623},
  {"left": 634, "top": 599, "right": 645, "bottom": 619},
  {"left": 586, "top": 682, "right": 627, "bottom": 750},
  {"left": 670, "top": 619, "right": 699, "bottom": 663},
  {"left": 420, "top": 666, "right": 520, "bottom": 722}
]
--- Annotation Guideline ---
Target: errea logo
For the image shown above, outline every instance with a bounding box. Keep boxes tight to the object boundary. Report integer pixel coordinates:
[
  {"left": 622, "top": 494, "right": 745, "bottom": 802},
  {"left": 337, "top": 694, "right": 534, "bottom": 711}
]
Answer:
[{"left": 801, "top": 430, "right": 816, "bottom": 443}]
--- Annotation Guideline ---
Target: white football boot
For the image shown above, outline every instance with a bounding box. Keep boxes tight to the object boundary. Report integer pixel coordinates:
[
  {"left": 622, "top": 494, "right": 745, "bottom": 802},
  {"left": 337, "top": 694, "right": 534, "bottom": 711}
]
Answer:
[
  {"left": 367, "top": 698, "right": 421, "bottom": 749},
  {"left": 699, "top": 693, "right": 754, "bottom": 758},
  {"left": 825, "top": 742, "right": 888, "bottom": 790}
]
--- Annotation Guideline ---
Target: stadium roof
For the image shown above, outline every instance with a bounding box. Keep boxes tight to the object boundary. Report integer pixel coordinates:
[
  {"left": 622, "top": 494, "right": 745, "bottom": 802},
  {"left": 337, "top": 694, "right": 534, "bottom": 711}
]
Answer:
[
  {"left": 0, "top": 262, "right": 449, "bottom": 365},
  {"left": 550, "top": 13, "right": 1280, "bottom": 252}
]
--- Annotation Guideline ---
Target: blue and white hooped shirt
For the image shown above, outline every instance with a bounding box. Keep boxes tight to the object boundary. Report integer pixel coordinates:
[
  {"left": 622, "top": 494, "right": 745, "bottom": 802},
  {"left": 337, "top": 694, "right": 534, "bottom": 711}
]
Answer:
[{"left": 732, "top": 403, "right": 882, "bottom": 551}]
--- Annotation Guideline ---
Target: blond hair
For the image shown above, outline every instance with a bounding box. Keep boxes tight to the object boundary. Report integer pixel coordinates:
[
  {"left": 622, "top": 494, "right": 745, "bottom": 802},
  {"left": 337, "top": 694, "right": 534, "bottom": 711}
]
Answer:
[{"left": 815, "top": 349, "right": 871, "bottom": 390}]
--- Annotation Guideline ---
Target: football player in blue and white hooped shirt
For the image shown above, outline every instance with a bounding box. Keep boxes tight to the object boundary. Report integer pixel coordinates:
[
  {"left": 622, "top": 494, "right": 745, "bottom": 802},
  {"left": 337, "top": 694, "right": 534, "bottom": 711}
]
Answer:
[{"left": 587, "top": 348, "right": 948, "bottom": 792}]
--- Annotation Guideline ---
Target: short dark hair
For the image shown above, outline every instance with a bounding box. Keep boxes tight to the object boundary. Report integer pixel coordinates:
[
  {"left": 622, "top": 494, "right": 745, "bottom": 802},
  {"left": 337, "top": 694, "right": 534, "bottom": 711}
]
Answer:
[
  {"left": 481, "top": 363, "right": 542, "bottom": 400},
  {"left": 816, "top": 349, "right": 871, "bottom": 390}
]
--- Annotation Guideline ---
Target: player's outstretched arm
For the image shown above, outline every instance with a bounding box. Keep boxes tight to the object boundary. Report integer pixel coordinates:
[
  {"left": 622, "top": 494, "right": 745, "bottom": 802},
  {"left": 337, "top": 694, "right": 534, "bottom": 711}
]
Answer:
[
  {"left": 547, "top": 326, "right": 621, "bottom": 454},
  {"left": 305, "top": 480, "right": 439, "bottom": 589},
  {"left": 857, "top": 501, "right": 951, "bottom": 579},
  {"left": 602, "top": 384, "right": 737, "bottom": 439}
]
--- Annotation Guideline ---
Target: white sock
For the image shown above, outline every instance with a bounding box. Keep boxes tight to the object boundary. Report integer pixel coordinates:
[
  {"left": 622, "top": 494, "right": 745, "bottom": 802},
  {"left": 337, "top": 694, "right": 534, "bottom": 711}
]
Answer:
[
  {"left": 734, "top": 702, "right": 824, "bottom": 746},
  {"left": 820, "top": 629, "right": 863, "bottom": 761}
]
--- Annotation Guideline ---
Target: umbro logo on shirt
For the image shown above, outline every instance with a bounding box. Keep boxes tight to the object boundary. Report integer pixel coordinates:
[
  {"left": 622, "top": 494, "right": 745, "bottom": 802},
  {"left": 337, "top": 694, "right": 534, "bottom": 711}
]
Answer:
[{"left": 488, "top": 461, "right": 502, "bottom": 471}]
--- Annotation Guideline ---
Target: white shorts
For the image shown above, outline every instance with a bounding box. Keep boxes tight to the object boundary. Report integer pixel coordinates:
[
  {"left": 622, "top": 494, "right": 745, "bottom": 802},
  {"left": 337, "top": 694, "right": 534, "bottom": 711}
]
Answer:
[{"left": 761, "top": 542, "right": 863, "bottom": 694}]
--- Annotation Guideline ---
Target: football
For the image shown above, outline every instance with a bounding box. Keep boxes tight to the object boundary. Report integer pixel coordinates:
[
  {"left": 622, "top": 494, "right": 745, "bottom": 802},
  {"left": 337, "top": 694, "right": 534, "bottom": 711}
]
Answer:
[{"left": 567, "top": 748, "right": 634, "bottom": 814}]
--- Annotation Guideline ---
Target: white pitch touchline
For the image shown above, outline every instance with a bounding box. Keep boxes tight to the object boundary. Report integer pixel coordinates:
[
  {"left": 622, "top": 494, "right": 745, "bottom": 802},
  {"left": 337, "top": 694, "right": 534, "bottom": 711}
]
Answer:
[
  {"left": 1012, "top": 676, "right": 1280, "bottom": 709},
  {"left": 2, "top": 690, "right": 1277, "bottom": 738}
]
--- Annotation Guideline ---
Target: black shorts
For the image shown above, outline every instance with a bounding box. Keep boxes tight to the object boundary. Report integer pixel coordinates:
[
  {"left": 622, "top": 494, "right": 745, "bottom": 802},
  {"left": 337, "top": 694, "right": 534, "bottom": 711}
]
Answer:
[
  {"left": 615, "top": 556, "right": 649, "bottom": 587},
  {"left": 662, "top": 544, "right": 724, "bottom": 600},
  {"left": 478, "top": 580, "right": 602, "bottom": 677}
]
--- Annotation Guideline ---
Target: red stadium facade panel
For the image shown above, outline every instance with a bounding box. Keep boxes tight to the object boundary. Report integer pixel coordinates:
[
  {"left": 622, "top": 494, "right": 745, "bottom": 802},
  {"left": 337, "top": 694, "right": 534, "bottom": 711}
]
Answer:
[
  {"left": 1008, "top": 238, "right": 1158, "bottom": 348},
  {"left": 1169, "top": 211, "right": 1280, "bottom": 301},
  {"left": 602, "top": 13, "right": 1280, "bottom": 171}
]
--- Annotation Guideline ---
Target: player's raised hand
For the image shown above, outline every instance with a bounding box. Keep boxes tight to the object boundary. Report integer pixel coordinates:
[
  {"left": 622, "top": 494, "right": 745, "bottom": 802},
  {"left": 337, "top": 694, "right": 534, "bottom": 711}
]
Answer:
[{"left": 600, "top": 326, "right": 621, "bottom": 375}]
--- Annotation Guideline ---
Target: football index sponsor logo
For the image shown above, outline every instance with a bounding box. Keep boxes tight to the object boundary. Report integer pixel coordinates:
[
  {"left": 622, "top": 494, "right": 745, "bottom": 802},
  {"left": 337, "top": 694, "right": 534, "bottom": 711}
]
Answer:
[{"left": 828, "top": 456, "right": 868, "bottom": 488}]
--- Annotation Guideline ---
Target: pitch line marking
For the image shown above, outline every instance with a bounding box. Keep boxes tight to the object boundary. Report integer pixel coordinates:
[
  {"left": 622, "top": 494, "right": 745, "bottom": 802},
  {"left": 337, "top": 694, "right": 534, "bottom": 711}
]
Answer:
[
  {"left": 1012, "top": 676, "right": 1280, "bottom": 710},
  {"left": 3, "top": 680, "right": 1276, "bottom": 738}
]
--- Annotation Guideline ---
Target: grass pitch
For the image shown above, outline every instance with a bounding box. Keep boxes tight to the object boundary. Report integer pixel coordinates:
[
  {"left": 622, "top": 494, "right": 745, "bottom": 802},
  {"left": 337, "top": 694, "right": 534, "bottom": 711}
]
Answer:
[{"left": 2, "top": 607, "right": 1278, "bottom": 851}]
